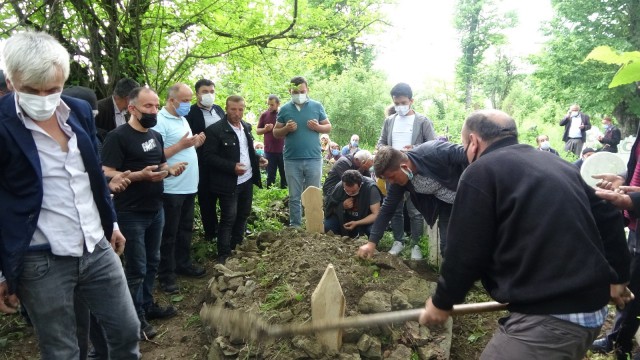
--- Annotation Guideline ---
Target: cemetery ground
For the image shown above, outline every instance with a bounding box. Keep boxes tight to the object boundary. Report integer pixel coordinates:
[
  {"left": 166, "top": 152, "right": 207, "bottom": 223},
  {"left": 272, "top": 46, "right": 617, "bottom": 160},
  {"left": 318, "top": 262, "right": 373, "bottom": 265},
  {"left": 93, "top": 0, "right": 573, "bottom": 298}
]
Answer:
[{"left": 0, "top": 186, "right": 625, "bottom": 359}]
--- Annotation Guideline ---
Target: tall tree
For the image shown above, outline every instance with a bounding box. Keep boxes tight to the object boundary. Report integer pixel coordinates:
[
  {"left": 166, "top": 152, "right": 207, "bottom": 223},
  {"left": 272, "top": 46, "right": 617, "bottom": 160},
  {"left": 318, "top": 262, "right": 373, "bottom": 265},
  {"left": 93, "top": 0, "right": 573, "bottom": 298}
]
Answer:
[
  {"left": 532, "top": 0, "right": 640, "bottom": 135},
  {"left": 0, "top": 0, "right": 390, "bottom": 98},
  {"left": 453, "top": 0, "right": 516, "bottom": 109},
  {"left": 478, "top": 49, "right": 520, "bottom": 109}
]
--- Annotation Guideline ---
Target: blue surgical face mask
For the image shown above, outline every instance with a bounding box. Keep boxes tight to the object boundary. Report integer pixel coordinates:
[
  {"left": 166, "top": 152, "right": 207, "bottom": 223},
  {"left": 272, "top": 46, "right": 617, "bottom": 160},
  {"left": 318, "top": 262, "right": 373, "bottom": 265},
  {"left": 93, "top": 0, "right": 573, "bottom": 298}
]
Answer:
[
  {"left": 175, "top": 101, "right": 191, "bottom": 117},
  {"left": 400, "top": 167, "right": 413, "bottom": 181},
  {"left": 603, "top": 124, "right": 611, "bottom": 131},
  {"left": 331, "top": 149, "right": 340, "bottom": 156},
  {"left": 351, "top": 141, "right": 359, "bottom": 148},
  {"left": 256, "top": 149, "right": 264, "bottom": 156}
]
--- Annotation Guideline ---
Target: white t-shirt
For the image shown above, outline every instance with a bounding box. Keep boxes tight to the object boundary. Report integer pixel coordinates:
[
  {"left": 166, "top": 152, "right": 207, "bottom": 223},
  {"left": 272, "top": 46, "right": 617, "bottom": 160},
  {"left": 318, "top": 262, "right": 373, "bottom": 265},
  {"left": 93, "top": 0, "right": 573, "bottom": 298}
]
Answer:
[
  {"left": 391, "top": 114, "right": 415, "bottom": 150},
  {"left": 568, "top": 114, "right": 583, "bottom": 138}
]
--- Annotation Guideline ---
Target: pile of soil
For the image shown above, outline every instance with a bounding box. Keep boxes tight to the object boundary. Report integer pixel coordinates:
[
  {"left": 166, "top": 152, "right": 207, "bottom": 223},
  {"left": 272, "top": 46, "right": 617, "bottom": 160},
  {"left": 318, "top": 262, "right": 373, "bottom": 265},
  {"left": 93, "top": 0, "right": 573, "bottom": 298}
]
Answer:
[{"left": 200, "top": 228, "right": 453, "bottom": 359}]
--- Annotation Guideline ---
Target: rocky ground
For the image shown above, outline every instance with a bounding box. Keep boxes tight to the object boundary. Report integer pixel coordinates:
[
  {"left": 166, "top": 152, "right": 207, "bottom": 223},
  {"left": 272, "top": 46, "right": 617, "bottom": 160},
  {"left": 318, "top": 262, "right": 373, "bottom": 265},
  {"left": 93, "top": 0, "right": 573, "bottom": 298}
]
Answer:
[{"left": 0, "top": 228, "right": 621, "bottom": 360}]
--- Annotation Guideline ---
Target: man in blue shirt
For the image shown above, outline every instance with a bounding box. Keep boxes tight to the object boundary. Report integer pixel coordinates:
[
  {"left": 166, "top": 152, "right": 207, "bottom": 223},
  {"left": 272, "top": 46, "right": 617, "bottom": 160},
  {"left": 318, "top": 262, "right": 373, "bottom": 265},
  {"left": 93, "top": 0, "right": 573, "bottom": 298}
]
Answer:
[
  {"left": 273, "top": 77, "right": 332, "bottom": 227},
  {"left": 153, "top": 83, "right": 207, "bottom": 295}
]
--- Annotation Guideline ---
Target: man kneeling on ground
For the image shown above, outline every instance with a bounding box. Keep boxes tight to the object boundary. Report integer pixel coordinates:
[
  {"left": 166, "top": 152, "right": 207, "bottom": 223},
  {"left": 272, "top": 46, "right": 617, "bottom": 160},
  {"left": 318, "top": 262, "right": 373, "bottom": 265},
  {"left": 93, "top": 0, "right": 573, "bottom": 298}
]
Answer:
[{"left": 324, "top": 170, "right": 381, "bottom": 238}]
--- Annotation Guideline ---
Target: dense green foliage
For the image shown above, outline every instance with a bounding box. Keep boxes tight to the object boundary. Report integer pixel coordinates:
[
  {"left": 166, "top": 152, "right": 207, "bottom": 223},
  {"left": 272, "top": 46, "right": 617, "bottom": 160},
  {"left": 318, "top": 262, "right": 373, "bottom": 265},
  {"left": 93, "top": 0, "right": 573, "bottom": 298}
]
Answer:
[
  {"left": 453, "top": 0, "right": 517, "bottom": 109},
  {"left": 0, "top": 0, "right": 390, "bottom": 105},
  {"left": 532, "top": 0, "right": 640, "bottom": 136}
]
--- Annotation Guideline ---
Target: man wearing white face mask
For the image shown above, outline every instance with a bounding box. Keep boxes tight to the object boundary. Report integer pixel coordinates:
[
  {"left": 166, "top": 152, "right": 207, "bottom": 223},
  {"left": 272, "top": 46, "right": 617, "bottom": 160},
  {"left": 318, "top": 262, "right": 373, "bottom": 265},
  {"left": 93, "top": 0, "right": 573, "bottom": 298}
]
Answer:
[
  {"left": 377, "top": 83, "right": 435, "bottom": 259},
  {"left": 273, "top": 76, "right": 332, "bottom": 228},
  {"left": 535, "top": 134, "right": 560, "bottom": 156},
  {"left": 0, "top": 31, "right": 140, "bottom": 358},
  {"left": 561, "top": 104, "right": 592, "bottom": 156},
  {"left": 185, "top": 79, "right": 225, "bottom": 242}
]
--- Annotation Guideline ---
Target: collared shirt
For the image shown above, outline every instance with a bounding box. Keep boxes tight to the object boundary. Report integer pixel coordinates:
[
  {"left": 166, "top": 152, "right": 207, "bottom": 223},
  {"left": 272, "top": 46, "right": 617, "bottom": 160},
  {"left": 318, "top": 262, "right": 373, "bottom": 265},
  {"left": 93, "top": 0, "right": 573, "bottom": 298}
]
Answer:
[
  {"left": 551, "top": 305, "right": 608, "bottom": 328},
  {"left": 229, "top": 121, "right": 253, "bottom": 185},
  {"left": 202, "top": 106, "right": 222, "bottom": 128},
  {"left": 391, "top": 114, "right": 415, "bottom": 150},
  {"left": 568, "top": 114, "right": 583, "bottom": 138},
  {"left": 153, "top": 108, "right": 199, "bottom": 194},
  {"left": 15, "top": 96, "right": 105, "bottom": 256},
  {"left": 113, "top": 96, "right": 127, "bottom": 127}
]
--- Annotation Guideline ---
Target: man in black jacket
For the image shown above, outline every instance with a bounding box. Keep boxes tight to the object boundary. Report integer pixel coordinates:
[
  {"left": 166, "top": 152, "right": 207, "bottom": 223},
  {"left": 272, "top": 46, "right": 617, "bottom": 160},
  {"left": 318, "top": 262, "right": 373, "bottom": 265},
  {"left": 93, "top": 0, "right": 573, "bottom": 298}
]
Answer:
[
  {"left": 560, "top": 104, "right": 592, "bottom": 156},
  {"left": 95, "top": 78, "right": 139, "bottom": 140},
  {"left": 419, "top": 109, "right": 631, "bottom": 359},
  {"left": 201, "top": 95, "right": 264, "bottom": 264},
  {"left": 324, "top": 170, "right": 381, "bottom": 237},
  {"left": 186, "top": 79, "right": 226, "bottom": 242},
  {"left": 322, "top": 150, "right": 373, "bottom": 200},
  {"left": 598, "top": 115, "right": 622, "bottom": 153},
  {"left": 356, "top": 141, "right": 467, "bottom": 260}
]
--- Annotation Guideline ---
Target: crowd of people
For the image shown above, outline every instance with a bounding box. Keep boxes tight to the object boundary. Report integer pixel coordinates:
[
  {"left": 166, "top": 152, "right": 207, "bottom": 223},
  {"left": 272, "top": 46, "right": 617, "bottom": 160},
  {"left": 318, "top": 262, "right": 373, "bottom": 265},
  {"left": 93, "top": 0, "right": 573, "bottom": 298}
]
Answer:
[{"left": 0, "top": 29, "right": 639, "bottom": 360}]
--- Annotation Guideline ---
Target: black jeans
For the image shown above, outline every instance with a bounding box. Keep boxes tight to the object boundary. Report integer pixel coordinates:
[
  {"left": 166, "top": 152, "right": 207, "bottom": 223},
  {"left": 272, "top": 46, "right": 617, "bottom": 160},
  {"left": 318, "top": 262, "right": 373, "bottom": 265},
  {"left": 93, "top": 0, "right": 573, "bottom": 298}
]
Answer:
[
  {"left": 216, "top": 180, "right": 253, "bottom": 257},
  {"left": 606, "top": 230, "right": 640, "bottom": 355},
  {"left": 265, "top": 151, "right": 286, "bottom": 188},
  {"left": 158, "top": 193, "right": 196, "bottom": 284},
  {"left": 198, "top": 184, "right": 219, "bottom": 241}
]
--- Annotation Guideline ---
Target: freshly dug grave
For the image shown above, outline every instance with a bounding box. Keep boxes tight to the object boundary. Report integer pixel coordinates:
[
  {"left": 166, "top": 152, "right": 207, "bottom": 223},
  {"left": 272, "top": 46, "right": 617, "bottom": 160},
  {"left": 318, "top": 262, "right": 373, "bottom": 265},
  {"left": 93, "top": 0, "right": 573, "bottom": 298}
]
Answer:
[{"left": 201, "top": 228, "right": 453, "bottom": 359}]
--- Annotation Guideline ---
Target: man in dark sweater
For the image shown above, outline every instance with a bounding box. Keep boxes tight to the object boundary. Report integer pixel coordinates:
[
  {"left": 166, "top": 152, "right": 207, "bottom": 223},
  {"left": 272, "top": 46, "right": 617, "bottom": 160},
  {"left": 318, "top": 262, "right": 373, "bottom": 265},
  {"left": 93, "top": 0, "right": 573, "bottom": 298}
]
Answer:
[
  {"left": 418, "top": 109, "right": 631, "bottom": 359},
  {"left": 356, "top": 141, "right": 467, "bottom": 259},
  {"left": 324, "top": 170, "right": 381, "bottom": 237}
]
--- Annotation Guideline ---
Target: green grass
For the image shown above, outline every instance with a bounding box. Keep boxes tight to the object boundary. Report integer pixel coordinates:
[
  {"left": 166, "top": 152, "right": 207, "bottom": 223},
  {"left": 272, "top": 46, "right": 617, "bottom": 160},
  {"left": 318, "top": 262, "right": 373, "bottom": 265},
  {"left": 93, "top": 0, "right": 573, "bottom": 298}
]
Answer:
[{"left": 259, "top": 283, "right": 304, "bottom": 312}]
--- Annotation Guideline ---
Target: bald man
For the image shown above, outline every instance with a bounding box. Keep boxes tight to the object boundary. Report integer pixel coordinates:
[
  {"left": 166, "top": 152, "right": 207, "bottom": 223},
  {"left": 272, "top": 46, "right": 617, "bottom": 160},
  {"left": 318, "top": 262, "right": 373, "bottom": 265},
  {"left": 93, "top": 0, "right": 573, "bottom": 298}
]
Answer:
[
  {"left": 153, "top": 84, "right": 207, "bottom": 296},
  {"left": 419, "top": 110, "right": 631, "bottom": 359}
]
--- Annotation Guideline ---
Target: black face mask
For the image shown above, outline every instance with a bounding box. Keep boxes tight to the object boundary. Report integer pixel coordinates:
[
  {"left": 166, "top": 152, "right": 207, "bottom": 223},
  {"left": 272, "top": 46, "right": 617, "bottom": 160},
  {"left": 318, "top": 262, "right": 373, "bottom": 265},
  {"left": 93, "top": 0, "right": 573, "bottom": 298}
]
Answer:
[
  {"left": 464, "top": 140, "right": 478, "bottom": 163},
  {"left": 138, "top": 112, "right": 157, "bottom": 128}
]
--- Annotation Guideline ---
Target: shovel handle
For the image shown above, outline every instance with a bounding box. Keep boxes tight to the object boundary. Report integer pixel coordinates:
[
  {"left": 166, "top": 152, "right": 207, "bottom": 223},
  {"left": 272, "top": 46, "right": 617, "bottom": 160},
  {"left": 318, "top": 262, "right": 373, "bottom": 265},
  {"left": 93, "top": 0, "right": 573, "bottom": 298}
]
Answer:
[{"left": 267, "top": 301, "right": 507, "bottom": 337}]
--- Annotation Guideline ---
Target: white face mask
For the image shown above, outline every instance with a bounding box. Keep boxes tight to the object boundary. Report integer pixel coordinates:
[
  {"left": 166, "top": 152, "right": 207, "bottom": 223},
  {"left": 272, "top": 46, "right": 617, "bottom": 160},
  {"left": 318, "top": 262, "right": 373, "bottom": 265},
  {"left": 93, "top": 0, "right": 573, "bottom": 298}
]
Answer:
[
  {"left": 540, "top": 141, "right": 551, "bottom": 150},
  {"left": 395, "top": 105, "right": 411, "bottom": 116},
  {"left": 18, "top": 91, "right": 61, "bottom": 121},
  {"left": 292, "top": 93, "right": 307, "bottom": 105},
  {"left": 571, "top": 111, "right": 580, "bottom": 117},
  {"left": 200, "top": 93, "right": 215, "bottom": 107}
]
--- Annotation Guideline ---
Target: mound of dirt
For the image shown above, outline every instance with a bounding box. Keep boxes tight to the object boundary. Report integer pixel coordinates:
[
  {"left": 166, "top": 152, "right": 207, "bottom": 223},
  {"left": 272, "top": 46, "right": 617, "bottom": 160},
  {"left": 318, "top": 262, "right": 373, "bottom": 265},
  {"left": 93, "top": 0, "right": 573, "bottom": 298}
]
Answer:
[{"left": 201, "top": 228, "right": 452, "bottom": 359}]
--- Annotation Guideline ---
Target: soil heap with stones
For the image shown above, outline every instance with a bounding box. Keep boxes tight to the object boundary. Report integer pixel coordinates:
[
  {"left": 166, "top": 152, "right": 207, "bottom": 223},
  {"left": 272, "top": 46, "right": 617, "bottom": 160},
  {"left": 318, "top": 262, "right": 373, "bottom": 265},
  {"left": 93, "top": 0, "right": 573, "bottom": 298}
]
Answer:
[{"left": 201, "top": 228, "right": 452, "bottom": 360}]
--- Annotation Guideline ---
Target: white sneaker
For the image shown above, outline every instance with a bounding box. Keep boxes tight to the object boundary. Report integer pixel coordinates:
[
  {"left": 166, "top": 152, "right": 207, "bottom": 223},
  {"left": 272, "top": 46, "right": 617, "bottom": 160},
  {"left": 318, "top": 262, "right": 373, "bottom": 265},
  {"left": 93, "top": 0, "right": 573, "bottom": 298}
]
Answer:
[
  {"left": 388, "top": 241, "right": 405, "bottom": 255},
  {"left": 411, "top": 245, "right": 423, "bottom": 260}
]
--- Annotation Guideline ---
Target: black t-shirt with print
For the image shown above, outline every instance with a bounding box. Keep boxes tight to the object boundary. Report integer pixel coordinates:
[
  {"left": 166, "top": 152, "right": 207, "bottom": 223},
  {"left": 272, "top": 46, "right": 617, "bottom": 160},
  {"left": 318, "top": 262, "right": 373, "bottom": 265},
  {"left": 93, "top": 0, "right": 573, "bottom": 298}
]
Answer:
[{"left": 101, "top": 123, "right": 166, "bottom": 212}]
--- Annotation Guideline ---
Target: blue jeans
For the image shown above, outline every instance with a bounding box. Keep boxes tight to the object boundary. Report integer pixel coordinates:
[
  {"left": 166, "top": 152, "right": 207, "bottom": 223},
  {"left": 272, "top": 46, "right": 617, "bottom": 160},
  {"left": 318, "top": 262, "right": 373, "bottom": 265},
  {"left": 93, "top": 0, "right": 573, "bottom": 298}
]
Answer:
[
  {"left": 216, "top": 180, "right": 253, "bottom": 257},
  {"left": 284, "top": 158, "right": 322, "bottom": 227},
  {"left": 159, "top": 193, "right": 196, "bottom": 284},
  {"left": 266, "top": 151, "right": 286, "bottom": 188},
  {"left": 118, "top": 209, "right": 164, "bottom": 317},
  {"left": 391, "top": 194, "right": 424, "bottom": 245},
  {"left": 17, "top": 238, "right": 140, "bottom": 360}
]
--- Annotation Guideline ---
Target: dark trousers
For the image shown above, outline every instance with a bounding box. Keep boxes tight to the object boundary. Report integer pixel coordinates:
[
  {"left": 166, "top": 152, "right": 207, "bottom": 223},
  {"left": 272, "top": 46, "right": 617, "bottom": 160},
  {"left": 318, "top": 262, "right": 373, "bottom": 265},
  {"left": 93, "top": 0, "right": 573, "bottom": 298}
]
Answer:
[
  {"left": 198, "top": 184, "right": 219, "bottom": 241},
  {"left": 266, "top": 151, "right": 286, "bottom": 188},
  {"left": 605, "top": 230, "right": 640, "bottom": 355},
  {"left": 158, "top": 193, "right": 196, "bottom": 284},
  {"left": 217, "top": 180, "right": 253, "bottom": 257},
  {"left": 323, "top": 214, "right": 371, "bottom": 238}
]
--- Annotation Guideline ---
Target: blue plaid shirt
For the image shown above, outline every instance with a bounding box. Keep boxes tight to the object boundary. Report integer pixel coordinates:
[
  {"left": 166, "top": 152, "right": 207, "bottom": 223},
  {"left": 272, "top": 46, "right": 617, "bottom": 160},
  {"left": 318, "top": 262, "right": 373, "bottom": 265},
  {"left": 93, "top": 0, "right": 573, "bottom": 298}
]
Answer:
[{"left": 551, "top": 306, "right": 608, "bottom": 328}]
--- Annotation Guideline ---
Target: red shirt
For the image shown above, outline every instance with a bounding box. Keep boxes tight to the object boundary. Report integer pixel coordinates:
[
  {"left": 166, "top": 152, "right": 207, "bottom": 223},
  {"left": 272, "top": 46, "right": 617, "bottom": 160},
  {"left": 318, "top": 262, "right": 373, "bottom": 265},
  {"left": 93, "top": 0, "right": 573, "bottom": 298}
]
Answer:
[{"left": 257, "top": 110, "right": 284, "bottom": 153}]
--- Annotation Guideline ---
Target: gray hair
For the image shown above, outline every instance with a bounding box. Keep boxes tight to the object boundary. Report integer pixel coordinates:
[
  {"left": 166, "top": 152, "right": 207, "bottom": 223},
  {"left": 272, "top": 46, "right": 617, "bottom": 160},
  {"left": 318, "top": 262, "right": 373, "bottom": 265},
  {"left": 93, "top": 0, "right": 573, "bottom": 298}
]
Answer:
[
  {"left": 354, "top": 149, "right": 372, "bottom": 163},
  {"left": 3, "top": 31, "right": 70, "bottom": 88}
]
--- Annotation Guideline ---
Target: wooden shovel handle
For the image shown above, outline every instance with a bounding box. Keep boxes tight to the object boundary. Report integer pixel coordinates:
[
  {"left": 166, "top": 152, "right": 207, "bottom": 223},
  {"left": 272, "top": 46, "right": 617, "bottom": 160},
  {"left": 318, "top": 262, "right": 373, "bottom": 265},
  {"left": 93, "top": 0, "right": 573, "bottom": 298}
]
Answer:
[{"left": 267, "top": 301, "right": 507, "bottom": 337}]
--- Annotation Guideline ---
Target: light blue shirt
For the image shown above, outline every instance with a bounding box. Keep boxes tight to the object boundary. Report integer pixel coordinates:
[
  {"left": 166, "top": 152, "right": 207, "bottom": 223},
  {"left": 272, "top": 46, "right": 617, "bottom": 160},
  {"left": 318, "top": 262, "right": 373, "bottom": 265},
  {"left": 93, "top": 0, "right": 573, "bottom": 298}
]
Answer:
[
  {"left": 153, "top": 108, "right": 199, "bottom": 194},
  {"left": 277, "top": 99, "right": 327, "bottom": 160}
]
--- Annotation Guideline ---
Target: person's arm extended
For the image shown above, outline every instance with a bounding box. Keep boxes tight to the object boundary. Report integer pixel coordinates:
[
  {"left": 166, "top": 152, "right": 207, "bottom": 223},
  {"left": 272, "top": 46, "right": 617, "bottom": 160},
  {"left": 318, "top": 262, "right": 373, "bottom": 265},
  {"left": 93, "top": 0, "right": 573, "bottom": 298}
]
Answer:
[{"left": 103, "top": 165, "right": 167, "bottom": 183}]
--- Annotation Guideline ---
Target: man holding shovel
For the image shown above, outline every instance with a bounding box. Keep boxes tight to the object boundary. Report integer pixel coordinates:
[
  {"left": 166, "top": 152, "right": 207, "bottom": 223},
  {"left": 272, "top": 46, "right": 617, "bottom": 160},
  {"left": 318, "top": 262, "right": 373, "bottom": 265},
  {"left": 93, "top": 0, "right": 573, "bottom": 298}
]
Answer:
[{"left": 419, "top": 110, "right": 632, "bottom": 359}]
